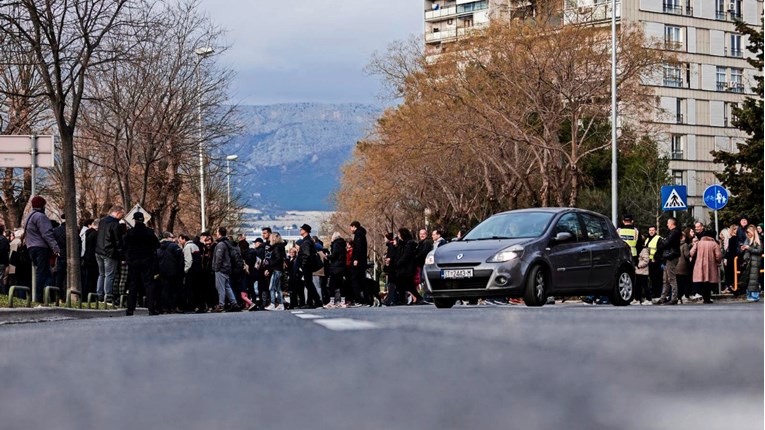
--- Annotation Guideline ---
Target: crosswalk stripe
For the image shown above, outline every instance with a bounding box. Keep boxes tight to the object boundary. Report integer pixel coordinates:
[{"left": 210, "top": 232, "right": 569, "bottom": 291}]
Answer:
[{"left": 313, "top": 318, "right": 379, "bottom": 331}]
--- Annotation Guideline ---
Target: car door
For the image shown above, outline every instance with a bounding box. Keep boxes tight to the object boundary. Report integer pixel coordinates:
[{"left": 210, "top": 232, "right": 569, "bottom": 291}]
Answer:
[
  {"left": 581, "top": 213, "right": 619, "bottom": 290},
  {"left": 546, "top": 212, "right": 591, "bottom": 290}
]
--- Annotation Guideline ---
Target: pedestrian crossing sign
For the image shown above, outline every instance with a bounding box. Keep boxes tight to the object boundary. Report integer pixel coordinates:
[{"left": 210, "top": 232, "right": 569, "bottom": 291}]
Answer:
[{"left": 661, "top": 185, "right": 687, "bottom": 211}]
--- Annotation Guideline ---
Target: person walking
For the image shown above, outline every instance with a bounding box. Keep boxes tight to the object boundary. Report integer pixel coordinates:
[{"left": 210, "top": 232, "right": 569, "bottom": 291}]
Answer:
[
  {"left": 264, "top": 232, "right": 286, "bottom": 310},
  {"left": 124, "top": 212, "right": 160, "bottom": 316},
  {"left": 325, "top": 232, "right": 347, "bottom": 308},
  {"left": 689, "top": 232, "right": 722, "bottom": 304},
  {"left": 23, "top": 196, "right": 60, "bottom": 302},
  {"left": 654, "top": 218, "right": 681, "bottom": 305},
  {"left": 298, "top": 224, "right": 322, "bottom": 308},
  {"left": 349, "top": 221, "right": 368, "bottom": 305},
  {"left": 739, "top": 225, "right": 762, "bottom": 302},
  {"left": 96, "top": 205, "right": 125, "bottom": 302},
  {"left": 644, "top": 226, "right": 664, "bottom": 300},
  {"left": 396, "top": 228, "right": 426, "bottom": 305},
  {"left": 212, "top": 227, "right": 241, "bottom": 312}
]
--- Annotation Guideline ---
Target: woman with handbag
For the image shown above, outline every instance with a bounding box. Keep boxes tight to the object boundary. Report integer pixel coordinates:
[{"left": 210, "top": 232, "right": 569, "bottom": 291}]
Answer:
[{"left": 739, "top": 225, "right": 762, "bottom": 302}]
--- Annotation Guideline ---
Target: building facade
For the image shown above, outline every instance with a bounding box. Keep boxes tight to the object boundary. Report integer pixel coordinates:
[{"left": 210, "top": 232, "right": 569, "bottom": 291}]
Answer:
[{"left": 423, "top": 0, "right": 763, "bottom": 223}]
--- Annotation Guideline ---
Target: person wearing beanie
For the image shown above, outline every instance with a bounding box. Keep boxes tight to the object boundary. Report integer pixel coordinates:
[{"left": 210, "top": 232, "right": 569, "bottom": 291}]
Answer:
[{"left": 23, "top": 195, "right": 60, "bottom": 302}]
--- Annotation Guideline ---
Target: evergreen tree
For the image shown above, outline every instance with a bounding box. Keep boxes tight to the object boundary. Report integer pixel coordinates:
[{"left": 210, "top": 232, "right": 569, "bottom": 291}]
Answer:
[{"left": 712, "top": 19, "right": 763, "bottom": 225}]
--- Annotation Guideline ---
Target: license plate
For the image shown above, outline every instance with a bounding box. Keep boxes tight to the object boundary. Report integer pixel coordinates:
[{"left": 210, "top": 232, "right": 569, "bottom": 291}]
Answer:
[{"left": 441, "top": 269, "right": 474, "bottom": 279}]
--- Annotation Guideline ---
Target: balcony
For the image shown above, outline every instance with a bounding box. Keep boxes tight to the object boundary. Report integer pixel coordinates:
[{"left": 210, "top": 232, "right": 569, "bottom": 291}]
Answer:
[
  {"left": 664, "top": 40, "right": 684, "bottom": 51},
  {"left": 456, "top": 1, "right": 488, "bottom": 15},
  {"left": 671, "top": 151, "right": 684, "bottom": 160},
  {"left": 663, "top": 77, "right": 684, "bottom": 87},
  {"left": 727, "top": 82, "right": 745, "bottom": 93},
  {"left": 425, "top": 6, "right": 457, "bottom": 21},
  {"left": 725, "top": 47, "right": 743, "bottom": 57},
  {"left": 661, "top": 2, "right": 692, "bottom": 15},
  {"left": 563, "top": 2, "right": 621, "bottom": 24},
  {"left": 425, "top": 28, "right": 456, "bottom": 42}
]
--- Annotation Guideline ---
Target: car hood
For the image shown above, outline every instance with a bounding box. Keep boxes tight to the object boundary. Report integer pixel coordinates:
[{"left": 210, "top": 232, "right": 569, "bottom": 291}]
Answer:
[{"left": 433, "top": 238, "right": 534, "bottom": 265}]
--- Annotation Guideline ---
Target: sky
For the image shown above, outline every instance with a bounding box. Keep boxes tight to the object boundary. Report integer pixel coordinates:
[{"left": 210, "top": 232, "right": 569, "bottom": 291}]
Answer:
[{"left": 198, "top": 0, "right": 422, "bottom": 106}]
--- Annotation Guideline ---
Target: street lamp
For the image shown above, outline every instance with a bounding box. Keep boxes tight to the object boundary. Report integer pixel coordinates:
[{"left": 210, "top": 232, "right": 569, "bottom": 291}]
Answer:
[
  {"left": 195, "top": 46, "right": 215, "bottom": 232},
  {"left": 226, "top": 154, "right": 238, "bottom": 208},
  {"left": 610, "top": 0, "right": 618, "bottom": 226}
]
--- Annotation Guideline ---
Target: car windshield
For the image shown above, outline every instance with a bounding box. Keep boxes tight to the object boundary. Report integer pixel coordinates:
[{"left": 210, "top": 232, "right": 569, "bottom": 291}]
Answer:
[{"left": 462, "top": 212, "right": 554, "bottom": 240}]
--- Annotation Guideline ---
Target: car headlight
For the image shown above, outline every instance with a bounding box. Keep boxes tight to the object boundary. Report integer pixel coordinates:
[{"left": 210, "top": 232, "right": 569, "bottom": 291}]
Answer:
[
  {"left": 487, "top": 246, "right": 523, "bottom": 263},
  {"left": 425, "top": 251, "right": 435, "bottom": 265}
]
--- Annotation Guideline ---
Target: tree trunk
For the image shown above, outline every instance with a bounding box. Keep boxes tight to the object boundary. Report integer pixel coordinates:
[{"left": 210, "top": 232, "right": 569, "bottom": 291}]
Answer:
[{"left": 60, "top": 132, "right": 82, "bottom": 298}]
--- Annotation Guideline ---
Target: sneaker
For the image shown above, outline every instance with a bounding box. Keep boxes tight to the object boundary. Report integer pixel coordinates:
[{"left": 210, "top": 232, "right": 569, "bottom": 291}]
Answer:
[
  {"left": 641, "top": 300, "right": 653, "bottom": 306},
  {"left": 509, "top": 298, "right": 523, "bottom": 305},
  {"left": 275, "top": 304, "right": 285, "bottom": 311},
  {"left": 690, "top": 294, "right": 703, "bottom": 301},
  {"left": 546, "top": 297, "right": 556, "bottom": 305},
  {"left": 264, "top": 304, "right": 276, "bottom": 311},
  {"left": 248, "top": 303, "right": 260, "bottom": 311},
  {"left": 323, "top": 303, "right": 336, "bottom": 309},
  {"left": 210, "top": 305, "right": 223, "bottom": 313}
]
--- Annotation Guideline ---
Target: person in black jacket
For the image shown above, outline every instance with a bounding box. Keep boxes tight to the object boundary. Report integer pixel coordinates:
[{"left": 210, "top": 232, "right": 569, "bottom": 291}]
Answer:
[
  {"left": 264, "top": 232, "right": 287, "bottom": 310},
  {"left": 298, "top": 224, "right": 322, "bottom": 308},
  {"left": 81, "top": 219, "right": 99, "bottom": 299},
  {"left": 326, "top": 232, "right": 347, "bottom": 307},
  {"left": 0, "top": 225, "right": 9, "bottom": 294},
  {"left": 382, "top": 233, "right": 400, "bottom": 305},
  {"left": 349, "top": 221, "right": 368, "bottom": 305},
  {"left": 124, "top": 212, "right": 160, "bottom": 315},
  {"left": 96, "top": 205, "right": 125, "bottom": 301},
  {"left": 157, "top": 232, "right": 184, "bottom": 313},
  {"left": 655, "top": 217, "right": 682, "bottom": 305},
  {"left": 396, "top": 228, "right": 426, "bottom": 305}
]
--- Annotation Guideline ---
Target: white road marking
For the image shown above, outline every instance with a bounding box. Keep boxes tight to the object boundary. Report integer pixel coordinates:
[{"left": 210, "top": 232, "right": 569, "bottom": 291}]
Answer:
[
  {"left": 294, "top": 313, "right": 323, "bottom": 319},
  {"left": 290, "top": 311, "right": 304, "bottom": 314},
  {"left": 313, "top": 318, "right": 379, "bottom": 331}
]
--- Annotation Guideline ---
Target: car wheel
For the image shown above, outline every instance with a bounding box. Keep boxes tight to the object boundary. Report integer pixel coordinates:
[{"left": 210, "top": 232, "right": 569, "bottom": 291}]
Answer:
[
  {"left": 524, "top": 265, "right": 546, "bottom": 307},
  {"left": 611, "top": 267, "right": 634, "bottom": 306},
  {"left": 434, "top": 298, "right": 456, "bottom": 309}
]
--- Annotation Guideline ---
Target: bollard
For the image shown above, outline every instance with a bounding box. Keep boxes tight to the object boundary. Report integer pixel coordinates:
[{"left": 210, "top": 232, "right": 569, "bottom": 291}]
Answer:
[
  {"left": 8, "top": 286, "right": 32, "bottom": 308},
  {"left": 66, "top": 290, "right": 83, "bottom": 309},
  {"left": 87, "top": 293, "right": 100, "bottom": 310},
  {"left": 43, "top": 286, "right": 60, "bottom": 307},
  {"left": 104, "top": 294, "right": 115, "bottom": 308}
]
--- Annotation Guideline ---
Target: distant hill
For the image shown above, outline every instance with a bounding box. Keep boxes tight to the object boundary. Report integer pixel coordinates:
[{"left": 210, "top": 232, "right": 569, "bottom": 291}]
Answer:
[{"left": 224, "top": 103, "right": 381, "bottom": 212}]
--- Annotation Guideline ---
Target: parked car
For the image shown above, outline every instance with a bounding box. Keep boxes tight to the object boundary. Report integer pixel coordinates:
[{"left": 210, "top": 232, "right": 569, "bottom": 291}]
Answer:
[{"left": 424, "top": 208, "right": 634, "bottom": 308}]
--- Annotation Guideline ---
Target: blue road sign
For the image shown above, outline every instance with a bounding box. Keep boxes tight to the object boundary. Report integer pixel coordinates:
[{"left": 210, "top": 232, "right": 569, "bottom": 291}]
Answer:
[
  {"left": 661, "top": 185, "right": 687, "bottom": 211},
  {"left": 703, "top": 185, "right": 729, "bottom": 211}
]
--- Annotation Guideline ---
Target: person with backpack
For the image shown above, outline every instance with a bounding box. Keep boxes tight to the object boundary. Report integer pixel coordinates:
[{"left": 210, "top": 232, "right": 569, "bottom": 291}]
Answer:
[
  {"left": 298, "top": 224, "right": 322, "bottom": 308},
  {"left": 212, "top": 227, "right": 242, "bottom": 312}
]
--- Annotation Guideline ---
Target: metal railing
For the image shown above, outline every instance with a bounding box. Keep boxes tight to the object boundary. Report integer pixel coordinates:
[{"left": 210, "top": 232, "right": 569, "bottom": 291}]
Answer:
[
  {"left": 725, "top": 47, "right": 743, "bottom": 57},
  {"left": 676, "top": 113, "right": 684, "bottom": 124},
  {"left": 664, "top": 40, "right": 684, "bottom": 51},
  {"left": 671, "top": 151, "right": 684, "bottom": 160},
  {"left": 425, "top": 6, "right": 457, "bottom": 21},
  {"left": 716, "top": 81, "right": 727, "bottom": 91},
  {"left": 733, "top": 256, "right": 765, "bottom": 292},
  {"left": 663, "top": 77, "right": 683, "bottom": 87},
  {"left": 728, "top": 82, "right": 745, "bottom": 93}
]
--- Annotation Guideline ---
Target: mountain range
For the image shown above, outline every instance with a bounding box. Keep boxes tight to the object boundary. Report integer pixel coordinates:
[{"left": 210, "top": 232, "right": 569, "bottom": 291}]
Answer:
[{"left": 223, "top": 103, "right": 382, "bottom": 212}]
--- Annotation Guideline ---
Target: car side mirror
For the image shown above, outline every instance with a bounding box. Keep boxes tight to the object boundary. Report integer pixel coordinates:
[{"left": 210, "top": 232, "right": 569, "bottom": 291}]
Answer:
[{"left": 553, "top": 232, "right": 573, "bottom": 243}]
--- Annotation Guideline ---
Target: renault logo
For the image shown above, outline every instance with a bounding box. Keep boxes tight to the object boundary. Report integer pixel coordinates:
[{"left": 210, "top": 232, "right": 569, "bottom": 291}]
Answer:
[{"left": 456, "top": 253, "right": 464, "bottom": 260}]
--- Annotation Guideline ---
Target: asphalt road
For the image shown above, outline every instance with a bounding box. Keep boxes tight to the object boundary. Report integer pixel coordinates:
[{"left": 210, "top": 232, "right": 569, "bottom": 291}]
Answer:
[{"left": 0, "top": 302, "right": 762, "bottom": 430}]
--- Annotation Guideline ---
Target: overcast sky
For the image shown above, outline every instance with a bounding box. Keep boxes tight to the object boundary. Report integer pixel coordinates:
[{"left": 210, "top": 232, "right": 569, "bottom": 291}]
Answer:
[{"left": 198, "top": 0, "right": 422, "bottom": 106}]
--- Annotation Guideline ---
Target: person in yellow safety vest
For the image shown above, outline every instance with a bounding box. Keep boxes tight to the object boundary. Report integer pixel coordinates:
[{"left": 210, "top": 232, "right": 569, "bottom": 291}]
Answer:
[
  {"left": 644, "top": 226, "right": 664, "bottom": 299},
  {"left": 617, "top": 214, "right": 640, "bottom": 262}
]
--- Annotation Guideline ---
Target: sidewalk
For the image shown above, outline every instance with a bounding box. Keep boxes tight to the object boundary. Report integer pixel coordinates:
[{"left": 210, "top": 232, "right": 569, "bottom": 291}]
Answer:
[{"left": 0, "top": 307, "right": 147, "bottom": 325}]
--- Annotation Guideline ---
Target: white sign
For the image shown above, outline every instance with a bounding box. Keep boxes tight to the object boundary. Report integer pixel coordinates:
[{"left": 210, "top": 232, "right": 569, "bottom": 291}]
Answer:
[
  {"left": 0, "top": 135, "right": 56, "bottom": 168},
  {"left": 124, "top": 204, "right": 151, "bottom": 228}
]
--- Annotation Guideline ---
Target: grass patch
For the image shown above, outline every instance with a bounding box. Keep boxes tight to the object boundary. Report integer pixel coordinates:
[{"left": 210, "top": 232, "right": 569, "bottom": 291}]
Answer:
[{"left": 0, "top": 293, "right": 122, "bottom": 310}]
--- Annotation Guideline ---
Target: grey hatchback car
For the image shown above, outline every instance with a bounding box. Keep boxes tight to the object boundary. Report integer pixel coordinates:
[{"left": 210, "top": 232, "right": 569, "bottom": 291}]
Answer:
[{"left": 424, "top": 208, "right": 635, "bottom": 308}]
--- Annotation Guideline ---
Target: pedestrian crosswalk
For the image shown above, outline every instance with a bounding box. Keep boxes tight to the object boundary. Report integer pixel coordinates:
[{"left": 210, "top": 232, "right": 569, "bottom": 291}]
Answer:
[{"left": 290, "top": 311, "right": 380, "bottom": 331}]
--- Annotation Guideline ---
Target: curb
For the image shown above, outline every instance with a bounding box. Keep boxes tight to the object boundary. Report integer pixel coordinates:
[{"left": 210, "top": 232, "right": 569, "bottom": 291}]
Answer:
[{"left": 0, "top": 307, "right": 149, "bottom": 325}]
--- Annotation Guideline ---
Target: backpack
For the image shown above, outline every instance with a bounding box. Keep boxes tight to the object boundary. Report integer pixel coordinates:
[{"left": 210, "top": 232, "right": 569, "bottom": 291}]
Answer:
[
  {"left": 227, "top": 241, "right": 245, "bottom": 277},
  {"left": 310, "top": 248, "right": 323, "bottom": 272}
]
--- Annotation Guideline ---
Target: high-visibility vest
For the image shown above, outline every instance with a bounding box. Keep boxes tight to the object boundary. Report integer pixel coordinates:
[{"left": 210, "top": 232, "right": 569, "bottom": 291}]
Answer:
[
  {"left": 645, "top": 235, "right": 662, "bottom": 260},
  {"left": 618, "top": 226, "right": 639, "bottom": 257}
]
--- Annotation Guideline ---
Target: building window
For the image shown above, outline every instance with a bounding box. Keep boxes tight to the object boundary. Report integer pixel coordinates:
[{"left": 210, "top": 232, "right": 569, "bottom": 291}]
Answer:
[
  {"left": 716, "top": 66, "right": 727, "bottom": 91},
  {"left": 676, "top": 98, "right": 684, "bottom": 124},
  {"left": 730, "top": 68, "right": 744, "bottom": 93},
  {"left": 672, "top": 170, "right": 684, "bottom": 185},
  {"left": 715, "top": 0, "right": 726, "bottom": 20},
  {"left": 664, "top": 26, "right": 683, "bottom": 50},
  {"left": 663, "top": 63, "right": 682, "bottom": 87},
  {"left": 671, "top": 135, "right": 684, "bottom": 160},
  {"left": 663, "top": 0, "right": 681, "bottom": 14},
  {"left": 728, "top": 34, "right": 742, "bottom": 57},
  {"left": 729, "top": 0, "right": 742, "bottom": 20}
]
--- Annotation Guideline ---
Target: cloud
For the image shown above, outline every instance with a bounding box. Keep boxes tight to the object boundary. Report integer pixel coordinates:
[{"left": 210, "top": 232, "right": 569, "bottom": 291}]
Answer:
[{"left": 199, "top": 0, "right": 422, "bottom": 104}]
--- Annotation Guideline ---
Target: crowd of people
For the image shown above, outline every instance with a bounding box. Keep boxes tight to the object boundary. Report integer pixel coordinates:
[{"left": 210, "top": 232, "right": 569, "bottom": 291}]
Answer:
[
  {"left": 1, "top": 195, "right": 762, "bottom": 311},
  {"left": 618, "top": 213, "right": 763, "bottom": 305}
]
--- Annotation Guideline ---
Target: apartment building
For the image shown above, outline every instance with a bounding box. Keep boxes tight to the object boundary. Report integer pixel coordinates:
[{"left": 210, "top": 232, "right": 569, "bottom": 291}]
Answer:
[{"left": 423, "top": 0, "right": 763, "bottom": 223}]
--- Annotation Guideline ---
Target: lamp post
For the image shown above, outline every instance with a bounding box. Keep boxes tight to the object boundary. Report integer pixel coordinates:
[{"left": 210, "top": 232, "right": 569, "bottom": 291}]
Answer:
[
  {"left": 195, "top": 46, "right": 214, "bottom": 232},
  {"left": 610, "top": 0, "right": 618, "bottom": 226},
  {"left": 226, "top": 154, "right": 238, "bottom": 208}
]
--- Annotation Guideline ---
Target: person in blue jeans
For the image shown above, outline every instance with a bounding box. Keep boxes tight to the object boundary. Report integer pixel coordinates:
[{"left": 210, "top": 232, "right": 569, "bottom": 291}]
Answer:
[
  {"left": 95, "top": 205, "right": 125, "bottom": 302},
  {"left": 23, "top": 196, "right": 60, "bottom": 302}
]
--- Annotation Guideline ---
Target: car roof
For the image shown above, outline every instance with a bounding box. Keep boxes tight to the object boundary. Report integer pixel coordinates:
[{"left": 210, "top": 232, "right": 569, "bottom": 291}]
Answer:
[{"left": 493, "top": 207, "right": 609, "bottom": 218}]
